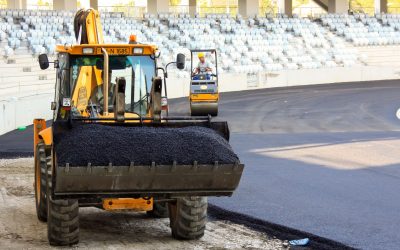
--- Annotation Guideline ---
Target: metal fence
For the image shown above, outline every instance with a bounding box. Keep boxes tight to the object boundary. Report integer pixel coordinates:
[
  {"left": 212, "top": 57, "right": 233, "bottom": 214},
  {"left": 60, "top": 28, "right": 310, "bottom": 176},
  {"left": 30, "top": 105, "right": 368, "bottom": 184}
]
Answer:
[
  {"left": 259, "top": 6, "right": 277, "bottom": 16},
  {"left": 293, "top": 7, "right": 327, "bottom": 18},
  {"left": 350, "top": 6, "right": 375, "bottom": 16},
  {"left": 388, "top": 7, "right": 400, "bottom": 14},
  {"left": 98, "top": 5, "right": 147, "bottom": 18},
  {"left": 27, "top": 4, "right": 53, "bottom": 10},
  {"left": 169, "top": 5, "right": 189, "bottom": 14},
  {"left": 197, "top": 6, "right": 238, "bottom": 17}
]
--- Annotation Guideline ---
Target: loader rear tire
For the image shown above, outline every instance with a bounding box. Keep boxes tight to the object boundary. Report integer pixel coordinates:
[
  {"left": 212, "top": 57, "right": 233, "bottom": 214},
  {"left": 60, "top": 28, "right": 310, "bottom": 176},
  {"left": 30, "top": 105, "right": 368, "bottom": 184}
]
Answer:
[
  {"left": 168, "top": 197, "right": 207, "bottom": 240},
  {"left": 147, "top": 201, "right": 169, "bottom": 218},
  {"left": 34, "top": 141, "right": 50, "bottom": 222}
]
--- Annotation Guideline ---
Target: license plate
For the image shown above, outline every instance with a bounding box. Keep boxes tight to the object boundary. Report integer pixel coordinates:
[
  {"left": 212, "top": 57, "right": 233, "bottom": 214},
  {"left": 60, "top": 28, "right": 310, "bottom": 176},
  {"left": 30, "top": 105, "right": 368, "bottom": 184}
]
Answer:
[{"left": 97, "top": 47, "right": 131, "bottom": 55}]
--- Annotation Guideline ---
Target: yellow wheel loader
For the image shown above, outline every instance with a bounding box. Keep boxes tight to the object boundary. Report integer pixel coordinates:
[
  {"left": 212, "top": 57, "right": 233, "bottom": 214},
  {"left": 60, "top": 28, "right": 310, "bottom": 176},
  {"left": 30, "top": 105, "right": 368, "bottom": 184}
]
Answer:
[{"left": 33, "top": 9, "right": 244, "bottom": 246}]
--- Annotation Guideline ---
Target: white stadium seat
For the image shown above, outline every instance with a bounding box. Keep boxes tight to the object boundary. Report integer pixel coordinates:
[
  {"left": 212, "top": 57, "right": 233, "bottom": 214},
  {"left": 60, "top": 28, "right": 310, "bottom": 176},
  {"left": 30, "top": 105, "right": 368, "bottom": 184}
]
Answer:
[{"left": 1, "top": 10, "right": 394, "bottom": 71}]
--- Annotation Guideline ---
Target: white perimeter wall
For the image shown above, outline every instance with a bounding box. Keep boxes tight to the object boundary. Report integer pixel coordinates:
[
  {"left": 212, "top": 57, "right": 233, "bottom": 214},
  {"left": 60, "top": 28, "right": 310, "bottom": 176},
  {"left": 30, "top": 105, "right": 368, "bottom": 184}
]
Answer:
[
  {"left": 0, "top": 65, "right": 399, "bottom": 135},
  {"left": 167, "top": 65, "right": 400, "bottom": 98},
  {"left": 0, "top": 93, "right": 53, "bottom": 135}
]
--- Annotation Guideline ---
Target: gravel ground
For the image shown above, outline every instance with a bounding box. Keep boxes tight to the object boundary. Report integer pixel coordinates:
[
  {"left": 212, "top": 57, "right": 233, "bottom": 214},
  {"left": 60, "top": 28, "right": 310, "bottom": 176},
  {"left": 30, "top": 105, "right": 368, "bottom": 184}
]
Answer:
[{"left": 0, "top": 158, "right": 285, "bottom": 249}]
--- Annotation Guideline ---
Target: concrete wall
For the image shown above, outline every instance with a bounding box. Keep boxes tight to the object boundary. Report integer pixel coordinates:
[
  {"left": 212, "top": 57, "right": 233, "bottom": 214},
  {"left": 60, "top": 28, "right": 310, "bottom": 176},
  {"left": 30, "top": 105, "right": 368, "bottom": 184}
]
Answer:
[
  {"left": 167, "top": 65, "right": 400, "bottom": 98},
  {"left": 278, "top": 0, "right": 293, "bottom": 16},
  {"left": 147, "top": 0, "right": 169, "bottom": 14},
  {"left": 375, "top": 0, "right": 388, "bottom": 14},
  {"left": 238, "top": 0, "right": 259, "bottom": 18},
  {"left": 328, "top": 0, "right": 349, "bottom": 14},
  {"left": 189, "top": 0, "right": 196, "bottom": 16},
  {"left": 0, "top": 93, "right": 53, "bottom": 135},
  {"left": 7, "top": 0, "right": 27, "bottom": 9},
  {"left": 53, "top": 0, "right": 77, "bottom": 11},
  {"left": 90, "top": 0, "right": 98, "bottom": 9},
  {"left": 1, "top": 65, "right": 399, "bottom": 135}
]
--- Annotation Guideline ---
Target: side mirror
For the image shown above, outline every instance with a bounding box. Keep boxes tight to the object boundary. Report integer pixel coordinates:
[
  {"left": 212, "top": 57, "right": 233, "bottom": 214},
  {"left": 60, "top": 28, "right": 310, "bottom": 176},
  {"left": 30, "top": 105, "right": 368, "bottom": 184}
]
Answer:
[
  {"left": 38, "top": 54, "right": 49, "bottom": 70},
  {"left": 176, "top": 53, "right": 185, "bottom": 70}
]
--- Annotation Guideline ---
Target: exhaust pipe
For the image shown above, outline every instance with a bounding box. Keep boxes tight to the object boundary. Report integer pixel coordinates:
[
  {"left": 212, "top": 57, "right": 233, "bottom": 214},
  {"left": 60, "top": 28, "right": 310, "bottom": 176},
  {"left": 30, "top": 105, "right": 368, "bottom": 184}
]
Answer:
[{"left": 102, "top": 48, "right": 109, "bottom": 116}]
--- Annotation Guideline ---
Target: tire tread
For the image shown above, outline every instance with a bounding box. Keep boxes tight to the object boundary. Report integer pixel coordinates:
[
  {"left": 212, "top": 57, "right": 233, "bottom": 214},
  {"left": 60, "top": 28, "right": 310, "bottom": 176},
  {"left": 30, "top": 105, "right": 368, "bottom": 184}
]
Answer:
[{"left": 169, "top": 197, "right": 207, "bottom": 240}]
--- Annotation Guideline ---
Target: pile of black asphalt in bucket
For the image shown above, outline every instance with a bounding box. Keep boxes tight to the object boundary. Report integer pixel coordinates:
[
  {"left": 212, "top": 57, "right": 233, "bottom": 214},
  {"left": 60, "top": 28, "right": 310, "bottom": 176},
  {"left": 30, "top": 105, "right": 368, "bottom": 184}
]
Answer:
[{"left": 54, "top": 123, "right": 239, "bottom": 167}]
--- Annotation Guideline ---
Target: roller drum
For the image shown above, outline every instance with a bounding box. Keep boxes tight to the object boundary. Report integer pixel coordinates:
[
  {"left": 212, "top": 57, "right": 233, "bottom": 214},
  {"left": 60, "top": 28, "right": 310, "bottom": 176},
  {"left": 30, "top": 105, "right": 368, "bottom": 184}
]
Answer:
[{"left": 190, "top": 102, "right": 218, "bottom": 116}]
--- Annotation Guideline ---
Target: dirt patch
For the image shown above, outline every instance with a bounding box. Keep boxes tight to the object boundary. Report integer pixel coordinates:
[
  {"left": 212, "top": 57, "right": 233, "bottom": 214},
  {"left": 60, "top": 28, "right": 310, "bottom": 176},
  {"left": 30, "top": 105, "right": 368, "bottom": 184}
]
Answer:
[{"left": 0, "top": 158, "right": 285, "bottom": 249}]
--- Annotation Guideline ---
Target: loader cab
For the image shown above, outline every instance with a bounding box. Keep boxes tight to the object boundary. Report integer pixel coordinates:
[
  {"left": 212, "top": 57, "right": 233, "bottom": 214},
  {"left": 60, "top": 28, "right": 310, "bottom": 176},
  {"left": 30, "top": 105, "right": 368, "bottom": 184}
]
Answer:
[
  {"left": 41, "top": 44, "right": 185, "bottom": 122},
  {"left": 47, "top": 45, "right": 159, "bottom": 121},
  {"left": 68, "top": 54, "right": 155, "bottom": 116}
]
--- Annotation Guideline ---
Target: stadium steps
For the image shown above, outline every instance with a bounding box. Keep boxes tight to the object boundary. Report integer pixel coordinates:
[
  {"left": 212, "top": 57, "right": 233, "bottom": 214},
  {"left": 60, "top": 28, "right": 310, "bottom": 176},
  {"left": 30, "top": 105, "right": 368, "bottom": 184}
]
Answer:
[
  {"left": 0, "top": 81, "right": 54, "bottom": 99},
  {"left": 356, "top": 46, "right": 400, "bottom": 66},
  {"left": 0, "top": 51, "right": 55, "bottom": 98}
]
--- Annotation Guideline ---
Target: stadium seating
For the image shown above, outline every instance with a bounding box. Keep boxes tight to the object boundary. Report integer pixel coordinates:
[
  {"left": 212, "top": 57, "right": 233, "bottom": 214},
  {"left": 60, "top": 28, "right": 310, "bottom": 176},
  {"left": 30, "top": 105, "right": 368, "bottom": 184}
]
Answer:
[
  {"left": 2, "top": 9, "right": 400, "bottom": 78},
  {"left": 129, "top": 13, "right": 361, "bottom": 73},
  {"left": 320, "top": 13, "right": 400, "bottom": 46},
  {"left": 0, "top": 9, "right": 368, "bottom": 76}
]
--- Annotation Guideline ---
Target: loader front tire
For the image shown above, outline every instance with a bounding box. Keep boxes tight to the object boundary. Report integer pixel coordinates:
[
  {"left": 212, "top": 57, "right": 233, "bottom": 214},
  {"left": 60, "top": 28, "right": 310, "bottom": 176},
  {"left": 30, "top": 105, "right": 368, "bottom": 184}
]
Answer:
[
  {"left": 34, "top": 141, "right": 49, "bottom": 222},
  {"left": 45, "top": 149, "right": 79, "bottom": 246},
  {"left": 168, "top": 197, "right": 207, "bottom": 240},
  {"left": 47, "top": 197, "right": 79, "bottom": 246}
]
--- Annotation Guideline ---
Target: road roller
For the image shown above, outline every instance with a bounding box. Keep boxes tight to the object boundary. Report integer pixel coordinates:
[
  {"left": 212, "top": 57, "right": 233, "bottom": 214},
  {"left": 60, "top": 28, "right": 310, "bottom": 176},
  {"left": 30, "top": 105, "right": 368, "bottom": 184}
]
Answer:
[{"left": 190, "top": 49, "right": 219, "bottom": 116}]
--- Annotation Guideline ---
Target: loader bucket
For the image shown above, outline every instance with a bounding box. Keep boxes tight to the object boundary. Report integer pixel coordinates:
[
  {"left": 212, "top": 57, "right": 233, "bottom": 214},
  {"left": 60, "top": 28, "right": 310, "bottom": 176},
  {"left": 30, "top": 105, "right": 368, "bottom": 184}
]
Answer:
[{"left": 52, "top": 119, "right": 244, "bottom": 198}]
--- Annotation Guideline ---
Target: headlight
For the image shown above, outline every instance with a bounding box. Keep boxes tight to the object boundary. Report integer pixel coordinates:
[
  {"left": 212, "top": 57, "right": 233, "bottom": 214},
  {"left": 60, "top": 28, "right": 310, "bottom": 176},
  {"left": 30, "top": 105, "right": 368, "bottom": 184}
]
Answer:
[
  {"left": 82, "top": 47, "right": 94, "bottom": 54},
  {"left": 133, "top": 47, "right": 143, "bottom": 54}
]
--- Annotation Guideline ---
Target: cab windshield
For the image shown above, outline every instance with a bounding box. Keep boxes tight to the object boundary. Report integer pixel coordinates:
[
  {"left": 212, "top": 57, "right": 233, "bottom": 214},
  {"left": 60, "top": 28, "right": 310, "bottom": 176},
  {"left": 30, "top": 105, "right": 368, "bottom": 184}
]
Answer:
[{"left": 69, "top": 55, "right": 155, "bottom": 117}]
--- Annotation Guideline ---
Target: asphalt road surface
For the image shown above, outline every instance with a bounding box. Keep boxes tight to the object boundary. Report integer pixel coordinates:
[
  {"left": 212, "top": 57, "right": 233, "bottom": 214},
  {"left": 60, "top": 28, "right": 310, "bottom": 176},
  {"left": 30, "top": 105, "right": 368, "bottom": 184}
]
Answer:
[
  {"left": 1, "top": 80, "right": 400, "bottom": 249},
  {"left": 169, "top": 80, "right": 400, "bottom": 250}
]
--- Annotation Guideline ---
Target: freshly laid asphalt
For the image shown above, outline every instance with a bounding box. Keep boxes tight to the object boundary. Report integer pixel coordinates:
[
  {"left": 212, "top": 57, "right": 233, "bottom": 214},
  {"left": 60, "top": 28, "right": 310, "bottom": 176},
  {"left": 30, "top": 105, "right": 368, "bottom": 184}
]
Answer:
[
  {"left": 170, "top": 80, "right": 400, "bottom": 250},
  {"left": 1, "top": 80, "right": 400, "bottom": 249}
]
